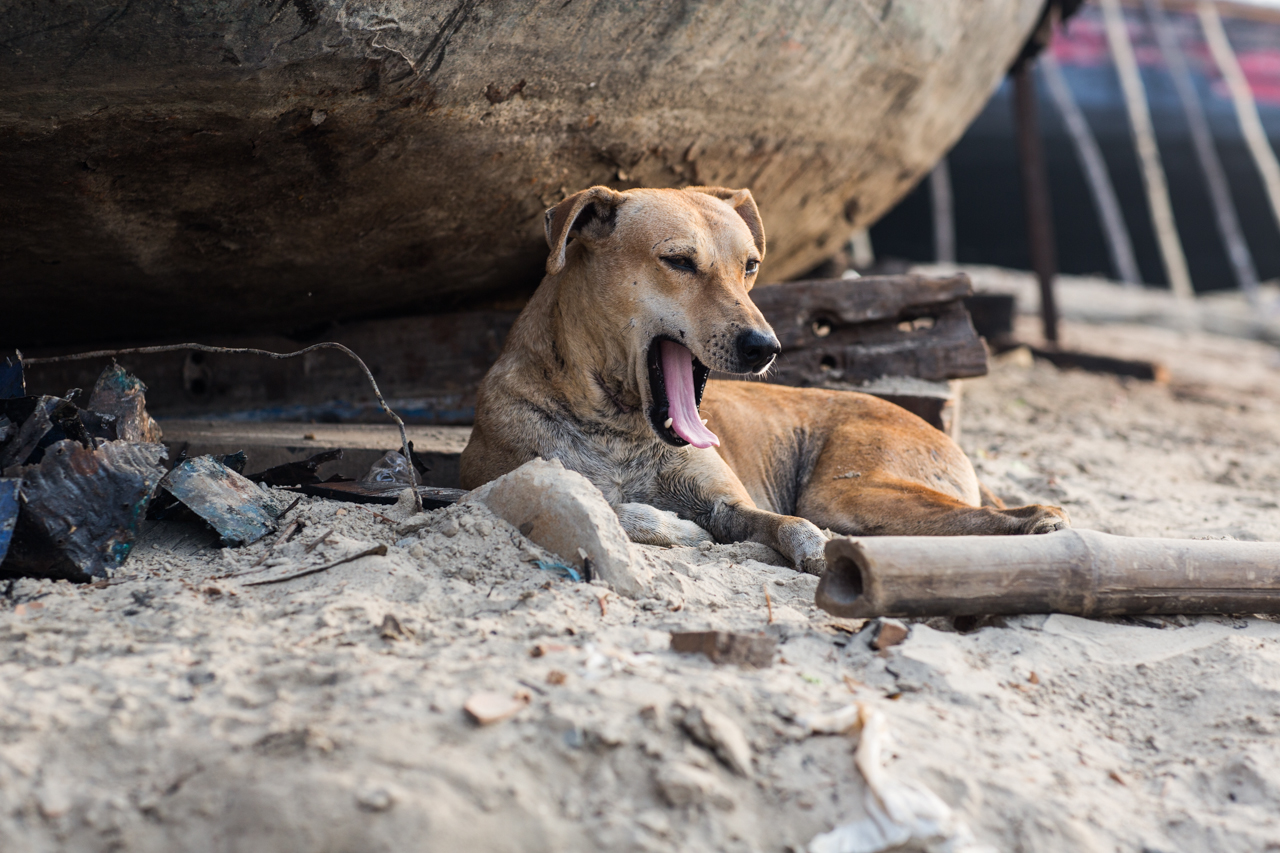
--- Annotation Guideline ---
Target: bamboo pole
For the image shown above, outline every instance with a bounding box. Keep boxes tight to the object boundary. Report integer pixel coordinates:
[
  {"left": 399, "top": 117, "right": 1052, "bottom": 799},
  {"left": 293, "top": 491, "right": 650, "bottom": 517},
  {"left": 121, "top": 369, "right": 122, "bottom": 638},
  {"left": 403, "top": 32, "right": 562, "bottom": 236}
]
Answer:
[
  {"left": 1197, "top": 1, "right": 1280, "bottom": 237},
  {"left": 1041, "top": 53, "right": 1144, "bottom": 287},
  {"left": 815, "top": 529, "right": 1280, "bottom": 618},
  {"left": 1100, "top": 0, "right": 1196, "bottom": 301},
  {"left": 1146, "top": 0, "right": 1259, "bottom": 302},
  {"left": 929, "top": 157, "right": 956, "bottom": 265}
]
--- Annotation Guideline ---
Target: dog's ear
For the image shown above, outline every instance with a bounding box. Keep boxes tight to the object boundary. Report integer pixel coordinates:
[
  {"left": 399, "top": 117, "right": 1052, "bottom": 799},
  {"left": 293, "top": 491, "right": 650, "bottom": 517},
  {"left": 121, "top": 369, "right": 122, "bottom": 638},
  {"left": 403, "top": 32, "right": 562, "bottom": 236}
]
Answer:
[
  {"left": 685, "top": 186, "right": 766, "bottom": 257},
  {"left": 544, "top": 186, "right": 626, "bottom": 275}
]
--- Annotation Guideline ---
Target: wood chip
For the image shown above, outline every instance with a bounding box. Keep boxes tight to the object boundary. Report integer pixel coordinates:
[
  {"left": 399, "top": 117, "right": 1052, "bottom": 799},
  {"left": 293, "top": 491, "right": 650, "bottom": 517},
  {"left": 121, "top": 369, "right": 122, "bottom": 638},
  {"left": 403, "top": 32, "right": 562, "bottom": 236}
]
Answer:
[
  {"left": 464, "top": 691, "right": 529, "bottom": 726},
  {"left": 670, "top": 631, "right": 777, "bottom": 669},
  {"left": 870, "top": 618, "right": 909, "bottom": 650},
  {"left": 546, "top": 670, "right": 567, "bottom": 685}
]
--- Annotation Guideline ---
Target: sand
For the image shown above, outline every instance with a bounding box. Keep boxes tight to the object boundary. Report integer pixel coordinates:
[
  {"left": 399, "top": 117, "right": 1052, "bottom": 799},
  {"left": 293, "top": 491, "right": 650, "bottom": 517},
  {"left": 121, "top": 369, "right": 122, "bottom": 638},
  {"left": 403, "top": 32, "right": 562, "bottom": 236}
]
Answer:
[{"left": 2, "top": 274, "right": 1279, "bottom": 853}]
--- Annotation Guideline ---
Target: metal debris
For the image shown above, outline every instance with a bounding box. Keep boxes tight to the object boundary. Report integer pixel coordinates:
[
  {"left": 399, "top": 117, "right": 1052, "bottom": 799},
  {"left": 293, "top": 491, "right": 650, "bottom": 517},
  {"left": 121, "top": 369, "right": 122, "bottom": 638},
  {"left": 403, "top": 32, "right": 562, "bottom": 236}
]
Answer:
[
  {"left": 1, "top": 440, "right": 167, "bottom": 582},
  {"left": 161, "top": 455, "right": 289, "bottom": 546},
  {"left": 86, "top": 363, "right": 163, "bottom": 443}
]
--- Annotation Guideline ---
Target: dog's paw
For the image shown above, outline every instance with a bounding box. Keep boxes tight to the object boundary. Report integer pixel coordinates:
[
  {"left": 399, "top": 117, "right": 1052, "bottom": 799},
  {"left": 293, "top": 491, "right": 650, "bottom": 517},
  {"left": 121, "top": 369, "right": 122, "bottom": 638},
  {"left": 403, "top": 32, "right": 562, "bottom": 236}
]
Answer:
[
  {"left": 1024, "top": 506, "right": 1070, "bottom": 534},
  {"left": 616, "top": 503, "right": 713, "bottom": 547},
  {"left": 777, "top": 518, "right": 828, "bottom": 574}
]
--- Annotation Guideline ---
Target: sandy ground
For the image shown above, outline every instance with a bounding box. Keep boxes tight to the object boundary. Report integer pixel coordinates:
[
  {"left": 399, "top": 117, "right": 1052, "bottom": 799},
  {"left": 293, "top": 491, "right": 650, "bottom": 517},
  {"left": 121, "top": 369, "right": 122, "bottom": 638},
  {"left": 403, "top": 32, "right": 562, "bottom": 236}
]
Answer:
[{"left": 2, "top": 280, "right": 1280, "bottom": 853}]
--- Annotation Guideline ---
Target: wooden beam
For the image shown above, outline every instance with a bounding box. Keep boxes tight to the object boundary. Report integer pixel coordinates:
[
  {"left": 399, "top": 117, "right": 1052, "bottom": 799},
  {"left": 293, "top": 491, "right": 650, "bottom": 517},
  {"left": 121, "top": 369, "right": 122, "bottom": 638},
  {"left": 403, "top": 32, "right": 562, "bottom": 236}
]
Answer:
[
  {"left": 22, "top": 274, "right": 987, "bottom": 435},
  {"left": 1012, "top": 60, "right": 1063, "bottom": 343},
  {"left": 929, "top": 158, "right": 956, "bottom": 265}
]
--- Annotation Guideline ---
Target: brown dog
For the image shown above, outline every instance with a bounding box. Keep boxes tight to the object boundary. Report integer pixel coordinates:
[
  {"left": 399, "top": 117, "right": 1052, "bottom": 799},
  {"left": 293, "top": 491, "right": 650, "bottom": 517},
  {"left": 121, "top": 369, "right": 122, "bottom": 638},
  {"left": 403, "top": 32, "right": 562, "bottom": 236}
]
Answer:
[{"left": 460, "top": 186, "right": 1069, "bottom": 573}]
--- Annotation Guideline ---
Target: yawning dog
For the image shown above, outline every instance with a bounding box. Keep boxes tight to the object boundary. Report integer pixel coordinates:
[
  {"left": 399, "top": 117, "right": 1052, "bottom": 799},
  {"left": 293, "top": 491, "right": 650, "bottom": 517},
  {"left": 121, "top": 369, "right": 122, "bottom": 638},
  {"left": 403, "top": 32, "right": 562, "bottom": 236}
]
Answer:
[{"left": 460, "top": 186, "right": 1069, "bottom": 573}]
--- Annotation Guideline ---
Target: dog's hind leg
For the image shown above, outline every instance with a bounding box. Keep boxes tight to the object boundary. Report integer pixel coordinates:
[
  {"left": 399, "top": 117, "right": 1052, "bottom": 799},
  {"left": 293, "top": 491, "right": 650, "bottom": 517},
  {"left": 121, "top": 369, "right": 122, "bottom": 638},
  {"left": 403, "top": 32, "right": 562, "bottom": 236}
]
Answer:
[
  {"left": 616, "top": 503, "right": 714, "bottom": 546},
  {"left": 798, "top": 474, "right": 1069, "bottom": 537}
]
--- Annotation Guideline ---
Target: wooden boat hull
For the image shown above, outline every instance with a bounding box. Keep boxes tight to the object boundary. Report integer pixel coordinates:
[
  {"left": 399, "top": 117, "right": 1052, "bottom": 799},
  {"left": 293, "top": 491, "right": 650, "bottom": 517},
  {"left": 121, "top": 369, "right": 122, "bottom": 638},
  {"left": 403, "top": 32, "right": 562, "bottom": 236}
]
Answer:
[{"left": 1, "top": 0, "right": 1041, "bottom": 345}]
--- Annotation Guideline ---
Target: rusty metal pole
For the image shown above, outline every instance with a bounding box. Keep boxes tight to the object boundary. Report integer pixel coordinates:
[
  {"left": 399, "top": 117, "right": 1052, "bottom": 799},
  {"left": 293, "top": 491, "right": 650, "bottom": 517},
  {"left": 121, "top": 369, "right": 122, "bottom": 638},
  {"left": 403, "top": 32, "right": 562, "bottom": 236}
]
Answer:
[{"left": 1012, "top": 60, "right": 1060, "bottom": 345}]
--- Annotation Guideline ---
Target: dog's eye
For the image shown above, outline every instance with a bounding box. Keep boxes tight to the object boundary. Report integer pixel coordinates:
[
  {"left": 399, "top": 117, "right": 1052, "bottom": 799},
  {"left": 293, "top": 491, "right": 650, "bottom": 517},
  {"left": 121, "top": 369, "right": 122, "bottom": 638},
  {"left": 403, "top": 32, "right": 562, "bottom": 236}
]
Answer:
[
  {"left": 745, "top": 259, "right": 760, "bottom": 275},
  {"left": 662, "top": 255, "right": 698, "bottom": 273}
]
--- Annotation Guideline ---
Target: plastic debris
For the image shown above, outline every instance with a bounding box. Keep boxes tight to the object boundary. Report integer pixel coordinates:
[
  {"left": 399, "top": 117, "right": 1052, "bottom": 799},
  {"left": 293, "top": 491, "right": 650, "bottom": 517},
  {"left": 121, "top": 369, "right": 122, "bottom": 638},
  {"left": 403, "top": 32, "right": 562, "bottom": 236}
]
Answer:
[
  {"left": 161, "top": 455, "right": 289, "bottom": 546},
  {"left": 1, "top": 440, "right": 167, "bottom": 582},
  {"left": 0, "top": 478, "right": 19, "bottom": 565},
  {"left": 86, "top": 363, "right": 163, "bottom": 444},
  {"left": 534, "top": 559, "right": 582, "bottom": 582},
  {"left": 669, "top": 630, "right": 777, "bottom": 669},
  {"left": 807, "top": 705, "right": 993, "bottom": 853},
  {"left": 359, "top": 450, "right": 414, "bottom": 486}
]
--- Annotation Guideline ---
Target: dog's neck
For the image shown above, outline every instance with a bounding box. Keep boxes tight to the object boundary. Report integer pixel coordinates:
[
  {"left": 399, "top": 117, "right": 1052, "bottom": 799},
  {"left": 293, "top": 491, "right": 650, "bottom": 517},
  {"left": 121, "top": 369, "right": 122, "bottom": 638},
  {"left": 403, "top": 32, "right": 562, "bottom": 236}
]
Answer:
[{"left": 507, "top": 265, "right": 646, "bottom": 428}]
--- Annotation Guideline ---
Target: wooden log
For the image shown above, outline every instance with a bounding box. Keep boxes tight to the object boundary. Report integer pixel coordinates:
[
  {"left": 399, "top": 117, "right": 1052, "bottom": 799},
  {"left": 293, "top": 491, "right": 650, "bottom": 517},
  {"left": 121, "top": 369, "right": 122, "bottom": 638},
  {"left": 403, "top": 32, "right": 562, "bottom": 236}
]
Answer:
[{"left": 815, "top": 530, "right": 1280, "bottom": 618}]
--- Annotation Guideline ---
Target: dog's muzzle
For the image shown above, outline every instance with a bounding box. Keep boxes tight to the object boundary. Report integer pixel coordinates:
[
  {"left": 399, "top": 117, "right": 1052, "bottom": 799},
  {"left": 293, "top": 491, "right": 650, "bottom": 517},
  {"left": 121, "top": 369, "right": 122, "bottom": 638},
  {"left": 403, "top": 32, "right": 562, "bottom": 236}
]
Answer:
[{"left": 736, "top": 329, "right": 781, "bottom": 373}]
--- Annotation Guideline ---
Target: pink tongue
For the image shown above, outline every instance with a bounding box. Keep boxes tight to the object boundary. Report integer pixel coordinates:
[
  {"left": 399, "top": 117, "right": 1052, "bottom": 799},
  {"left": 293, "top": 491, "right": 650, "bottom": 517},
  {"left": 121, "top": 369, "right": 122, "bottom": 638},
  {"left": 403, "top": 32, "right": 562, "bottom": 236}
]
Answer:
[{"left": 660, "top": 340, "right": 719, "bottom": 449}]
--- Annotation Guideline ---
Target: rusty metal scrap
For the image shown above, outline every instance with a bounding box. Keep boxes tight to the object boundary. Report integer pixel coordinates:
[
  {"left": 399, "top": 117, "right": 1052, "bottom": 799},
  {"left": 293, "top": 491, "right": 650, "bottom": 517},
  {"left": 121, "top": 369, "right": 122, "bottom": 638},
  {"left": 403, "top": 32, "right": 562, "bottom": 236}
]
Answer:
[
  {"left": 161, "top": 455, "right": 291, "bottom": 546},
  {"left": 2, "top": 440, "right": 167, "bottom": 582}
]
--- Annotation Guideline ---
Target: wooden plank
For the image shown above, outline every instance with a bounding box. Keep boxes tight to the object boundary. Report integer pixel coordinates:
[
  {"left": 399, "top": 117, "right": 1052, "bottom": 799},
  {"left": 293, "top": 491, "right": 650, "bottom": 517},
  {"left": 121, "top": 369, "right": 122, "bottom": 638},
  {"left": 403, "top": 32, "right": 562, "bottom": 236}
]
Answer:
[
  {"left": 23, "top": 275, "right": 986, "bottom": 429},
  {"left": 159, "top": 421, "right": 471, "bottom": 488},
  {"left": 749, "top": 300, "right": 988, "bottom": 385},
  {"left": 751, "top": 274, "right": 975, "bottom": 348}
]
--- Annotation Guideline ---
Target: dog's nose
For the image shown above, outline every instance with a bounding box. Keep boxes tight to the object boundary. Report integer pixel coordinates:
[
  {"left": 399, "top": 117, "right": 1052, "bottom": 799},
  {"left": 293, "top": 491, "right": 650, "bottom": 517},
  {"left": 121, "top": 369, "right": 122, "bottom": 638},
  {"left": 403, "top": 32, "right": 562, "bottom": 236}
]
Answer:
[{"left": 736, "top": 329, "right": 781, "bottom": 371}]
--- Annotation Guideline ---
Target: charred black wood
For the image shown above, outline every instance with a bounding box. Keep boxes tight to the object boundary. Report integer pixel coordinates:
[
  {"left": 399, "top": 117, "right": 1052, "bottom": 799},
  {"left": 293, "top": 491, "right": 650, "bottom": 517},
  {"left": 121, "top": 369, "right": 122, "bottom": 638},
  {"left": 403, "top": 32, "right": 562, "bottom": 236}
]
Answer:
[
  {"left": 730, "top": 274, "right": 988, "bottom": 386},
  {"left": 287, "top": 481, "right": 464, "bottom": 509},
  {"left": 248, "top": 449, "right": 344, "bottom": 487},
  {"left": 1, "top": 440, "right": 167, "bottom": 582},
  {"left": 1027, "top": 347, "right": 1169, "bottom": 383}
]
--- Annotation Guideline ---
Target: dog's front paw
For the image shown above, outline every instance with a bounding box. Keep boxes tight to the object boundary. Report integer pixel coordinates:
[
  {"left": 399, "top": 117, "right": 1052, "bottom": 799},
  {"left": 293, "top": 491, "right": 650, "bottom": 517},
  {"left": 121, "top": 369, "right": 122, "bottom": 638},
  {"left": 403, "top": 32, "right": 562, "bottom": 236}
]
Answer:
[
  {"left": 1024, "top": 505, "right": 1070, "bottom": 534},
  {"left": 777, "top": 518, "right": 828, "bottom": 575},
  {"left": 616, "top": 503, "right": 713, "bottom": 547}
]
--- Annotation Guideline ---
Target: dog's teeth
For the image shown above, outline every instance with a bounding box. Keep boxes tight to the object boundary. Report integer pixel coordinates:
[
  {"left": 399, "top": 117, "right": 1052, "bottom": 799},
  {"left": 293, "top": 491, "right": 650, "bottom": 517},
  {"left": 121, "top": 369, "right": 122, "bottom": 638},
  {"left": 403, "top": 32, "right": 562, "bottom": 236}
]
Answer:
[
  {"left": 701, "top": 418, "right": 708, "bottom": 425},
  {"left": 663, "top": 418, "right": 673, "bottom": 429}
]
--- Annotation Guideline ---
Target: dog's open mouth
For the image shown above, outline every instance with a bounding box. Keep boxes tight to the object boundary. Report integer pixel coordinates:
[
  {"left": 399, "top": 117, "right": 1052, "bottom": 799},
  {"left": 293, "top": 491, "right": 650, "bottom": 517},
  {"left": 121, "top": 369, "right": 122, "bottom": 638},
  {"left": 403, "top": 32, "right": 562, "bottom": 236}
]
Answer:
[{"left": 647, "top": 338, "right": 716, "bottom": 449}]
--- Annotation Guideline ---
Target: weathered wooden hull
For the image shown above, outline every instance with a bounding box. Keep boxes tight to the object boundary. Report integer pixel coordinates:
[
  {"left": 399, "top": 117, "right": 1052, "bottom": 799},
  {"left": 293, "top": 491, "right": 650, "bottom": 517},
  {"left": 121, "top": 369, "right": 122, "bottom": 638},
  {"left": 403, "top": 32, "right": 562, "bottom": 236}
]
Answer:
[{"left": 1, "top": 1, "right": 1041, "bottom": 346}]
